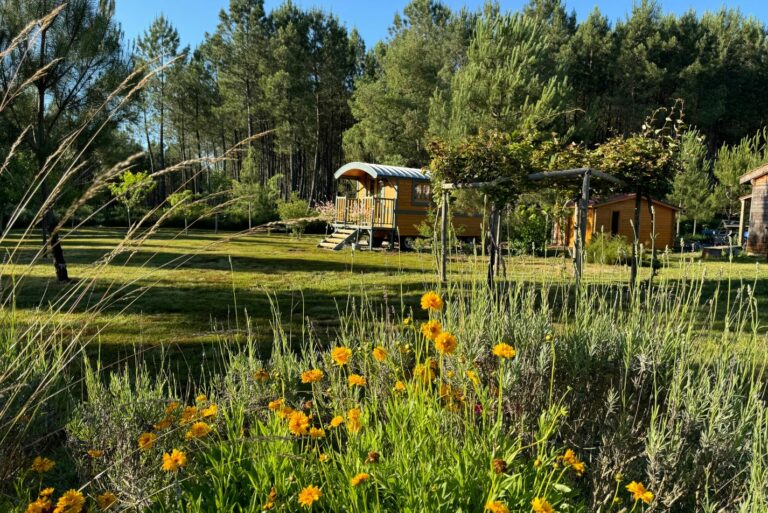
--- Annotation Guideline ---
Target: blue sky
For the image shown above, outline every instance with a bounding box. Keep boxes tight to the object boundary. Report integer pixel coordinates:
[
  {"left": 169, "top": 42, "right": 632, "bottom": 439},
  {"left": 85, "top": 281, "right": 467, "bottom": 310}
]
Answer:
[{"left": 115, "top": 1, "right": 768, "bottom": 49}]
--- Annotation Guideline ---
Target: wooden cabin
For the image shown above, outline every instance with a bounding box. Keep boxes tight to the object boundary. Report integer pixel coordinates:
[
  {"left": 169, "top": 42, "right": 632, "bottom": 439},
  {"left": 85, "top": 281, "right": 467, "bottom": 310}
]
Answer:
[
  {"left": 739, "top": 163, "right": 768, "bottom": 254},
  {"left": 318, "top": 162, "right": 482, "bottom": 250},
  {"left": 554, "top": 193, "right": 679, "bottom": 250}
]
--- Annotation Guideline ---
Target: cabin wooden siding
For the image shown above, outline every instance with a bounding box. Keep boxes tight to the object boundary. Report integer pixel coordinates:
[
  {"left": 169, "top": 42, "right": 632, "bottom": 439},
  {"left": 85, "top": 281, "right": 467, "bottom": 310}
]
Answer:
[
  {"left": 747, "top": 174, "right": 768, "bottom": 253},
  {"left": 342, "top": 174, "right": 481, "bottom": 237},
  {"left": 564, "top": 195, "right": 677, "bottom": 249}
]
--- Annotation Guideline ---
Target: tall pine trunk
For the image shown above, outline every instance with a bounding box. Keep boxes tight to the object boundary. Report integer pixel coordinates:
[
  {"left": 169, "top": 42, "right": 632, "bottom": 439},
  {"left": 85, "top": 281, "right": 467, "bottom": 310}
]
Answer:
[{"left": 36, "top": 27, "right": 68, "bottom": 281}]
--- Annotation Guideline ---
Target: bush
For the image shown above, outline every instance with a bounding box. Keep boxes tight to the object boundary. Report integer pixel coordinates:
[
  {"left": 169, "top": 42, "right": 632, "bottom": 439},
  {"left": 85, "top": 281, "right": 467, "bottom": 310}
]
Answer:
[{"left": 586, "top": 233, "right": 632, "bottom": 265}]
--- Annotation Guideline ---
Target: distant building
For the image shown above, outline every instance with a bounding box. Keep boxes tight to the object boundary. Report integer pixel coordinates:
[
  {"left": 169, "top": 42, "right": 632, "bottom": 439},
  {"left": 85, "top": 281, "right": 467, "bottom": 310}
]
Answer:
[
  {"left": 739, "top": 163, "right": 768, "bottom": 254},
  {"left": 553, "top": 193, "right": 679, "bottom": 250}
]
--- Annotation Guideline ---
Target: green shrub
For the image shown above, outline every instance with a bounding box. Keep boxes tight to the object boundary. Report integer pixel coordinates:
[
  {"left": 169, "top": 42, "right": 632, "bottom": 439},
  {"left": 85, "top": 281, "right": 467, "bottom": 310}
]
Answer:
[{"left": 586, "top": 233, "right": 632, "bottom": 265}]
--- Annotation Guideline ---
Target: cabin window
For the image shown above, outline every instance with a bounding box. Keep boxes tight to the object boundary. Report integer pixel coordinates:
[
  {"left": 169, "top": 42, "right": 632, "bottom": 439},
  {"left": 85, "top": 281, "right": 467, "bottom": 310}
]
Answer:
[
  {"left": 413, "top": 183, "right": 432, "bottom": 203},
  {"left": 611, "top": 211, "right": 620, "bottom": 235}
]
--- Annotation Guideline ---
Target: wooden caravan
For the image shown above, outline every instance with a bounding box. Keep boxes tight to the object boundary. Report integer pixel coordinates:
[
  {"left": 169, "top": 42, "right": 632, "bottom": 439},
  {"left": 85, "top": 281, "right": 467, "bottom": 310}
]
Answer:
[
  {"left": 319, "top": 162, "right": 482, "bottom": 250},
  {"left": 555, "top": 193, "right": 679, "bottom": 250},
  {"left": 740, "top": 163, "right": 768, "bottom": 254}
]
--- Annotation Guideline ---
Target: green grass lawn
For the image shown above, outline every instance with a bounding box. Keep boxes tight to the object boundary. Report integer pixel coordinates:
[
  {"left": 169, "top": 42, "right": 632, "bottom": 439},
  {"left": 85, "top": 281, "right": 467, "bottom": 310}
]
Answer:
[{"left": 2, "top": 227, "right": 767, "bottom": 370}]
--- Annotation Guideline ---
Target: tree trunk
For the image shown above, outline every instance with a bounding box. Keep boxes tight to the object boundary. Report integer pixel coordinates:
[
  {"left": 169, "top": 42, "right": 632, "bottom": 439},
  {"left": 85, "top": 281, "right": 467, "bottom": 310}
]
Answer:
[
  {"left": 36, "top": 26, "right": 68, "bottom": 282},
  {"left": 692, "top": 218, "right": 697, "bottom": 235},
  {"left": 629, "top": 191, "right": 641, "bottom": 290}
]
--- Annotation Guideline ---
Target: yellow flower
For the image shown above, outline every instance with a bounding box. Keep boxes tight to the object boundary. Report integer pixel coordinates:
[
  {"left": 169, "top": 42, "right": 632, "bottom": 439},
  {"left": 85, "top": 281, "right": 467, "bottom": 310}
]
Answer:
[
  {"left": 161, "top": 449, "right": 187, "bottom": 472},
  {"left": 254, "top": 369, "right": 270, "bottom": 382},
  {"left": 394, "top": 380, "right": 406, "bottom": 394},
  {"left": 492, "top": 343, "right": 516, "bottom": 359},
  {"left": 25, "top": 497, "right": 51, "bottom": 513},
  {"left": 39, "top": 488, "right": 55, "bottom": 498},
  {"left": 97, "top": 491, "right": 117, "bottom": 510},
  {"left": 533, "top": 458, "right": 543, "bottom": 469},
  {"left": 180, "top": 406, "right": 198, "bottom": 424},
  {"left": 277, "top": 406, "right": 295, "bottom": 419},
  {"left": 297, "top": 485, "right": 322, "bottom": 508},
  {"left": 201, "top": 404, "right": 218, "bottom": 418},
  {"left": 414, "top": 361, "right": 436, "bottom": 383},
  {"left": 466, "top": 370, "right": 480, "bottom": 386},
  {"left": 403, "top": 317, "right": 412, "bottom": 326},
  {"left": 434, "top": 331, "right": 457, "bottom": 355},
  {"left": 309, "top": 427, "right": 325, "bottom": 439},
  {"left": 329, "top": 415, "right": 344, "bottom": 427},
  {"left": 318, "top": 453, "right": 330, "bottom": 462},
  {"left": 31, "top": 456, "right": 55, "bottom": 473},
  {"left": 87, "top": 449, "right": 104, "bottom": 458},
  {"left": 350, "top": 472, "right": 370, "bottom": 486},
  {"left": 331, "top": 346, "right": 353, "bottom": 366},
  {"left": 485, "top": 501, "right": 510, "bottom": 513},
  {"left": 531, "top": 497, "right": 554, "bottom": 513},
  {"left": 372, "top": 346, "right": 387, "bottom": 362},
  {"left": 347, "top": 408, "right": 363, "bottom": 433},
  {"left": 185, "top": 421, "right": 213, "bottom": 440},
  {"left": 301, "top": 369, "right": 324, "bottom": 383},
  {"left": 53, "top": 489, "right": 85, "bottom": 513},
  {"left": 420, "top": 291, "right": 444, "bottom": 311},
  {"left": 288, "top": 411, "right": 311, "bottom": 436},
  {"left": 348, "top": 374, "right": 367, "bottom": 387},
  {"left": 154, "top": 417, "right": 173, "bottom": 430},
  {"left": 195, "top": 394, "right": 207, "bottom": 403},
  {"left": 561, "top": 449, "right": 586, "bottom": 476},
  {"left": 268, "top": 399, "right": 284, "bottom": 411},
  {"left": 165, "top": 401, "right": 181, "bottom": 414},
  {"left": 138, "top": 432, "right": 157, "bottom": 450},
  {"left": 420, "top": 319, "right": 442, "bottom": 340},
  {"left": 626, "top": 481, "right": 654, "bottom": 504}
]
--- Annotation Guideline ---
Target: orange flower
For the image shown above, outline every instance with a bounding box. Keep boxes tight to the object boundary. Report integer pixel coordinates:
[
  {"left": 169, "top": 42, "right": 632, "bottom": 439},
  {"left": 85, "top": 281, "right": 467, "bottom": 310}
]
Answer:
[
  {"left": 154, "top": 417, "right": 173, "bottom": 430},
  {"left": 31, "top": 456, "right": 55, "bottom": 473},
  {"left": 179, "top": 406, "right": 198, "bottom": 424},
  {"left": 200, "top": 404, "right": 218, "bottom": 418},
  {"left": 531, "top": 497, "right": 553, "bottom": 513},
  {"left": 137, "top": 432, "right": 157, "bottom": 450},
  {"left": 329, "top": 415, "right": 344, "bottom": 428},
  {"left": 297, "top": 485, "right": 322, "bottom": 507},
  {"left": 626, "top": 481, "right": 654, "bottom": 504},
  {"left": 347, "top": 408, "right": 363, "bottom": 433},
  {"left": 268, "top": 399, "right": 284, "bottom": 411},
  {"left": 254, "top": 369, "right": 270, "bottom": 382},
  {"left": 165, "top": 401, "right": 181, "bottom": 414},
  {"left": 420, "top": 320, "right": 442, "bottom": 340},
  {"left": 420, "top": 291, "right": 444, "bottom": 311},
  {"left": 492, "top": 343, "right": 516, "bottom": 359},
  {"left": 350, "top": 472, "right": 370, "bottom": 486},
  {"left": 485, "top": 501, "right": 510, "bottom": 513},
  {"left": 301, "top": 369, "right": 324, "bottom": 383},
  {"left": 87, "top": 449, "right": 104, "bottom": 458},
  {"left": 372, "top": 346, "right": 387, "bottom": 362},
  {"left": 185, "top": 421, "right": 213, "bottom": 440},
  {"left": 348, "top": 374, "right": 367, "bottom": 387},
  {"left": 53, "top": 489, "right": 85, "bottom": 513},
  {"left": 434, "top": 331, "right": 457, "bottom": 355},
  {"left": 161, "top": 449, "right": 187, "bottom": 472},
  {"left": 394, "top": 380, "right": 407, "bottom": 394},
  {"left": 25, "top": 498, "right": 51, "bottom": 513},
  {"left": 309, "top": 427, "right": 325, "bottom": 439},
  {"left": 561, "top": 448, "right": 586, "bottom": 476},
  {"left": 97, "top": 491, "right": 117, "bottom": 510},
  {"left": 288, "top": 411, "right": 311, "bottom": 436},
  {"left": 331, "top": 346, "right": 353, "bottom": 366}
]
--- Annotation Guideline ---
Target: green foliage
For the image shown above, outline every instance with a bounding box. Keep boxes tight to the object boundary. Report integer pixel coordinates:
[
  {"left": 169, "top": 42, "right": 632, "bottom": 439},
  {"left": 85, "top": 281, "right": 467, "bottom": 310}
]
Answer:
[
  {"left": 344, "top": 0, "right": 470, "bottom": 166},
  {"left": 429, "top": 130, "right": 539, "bottom": 204},
  {"left": 431, "top": 6, "right": 568, "bottom": 141},
  {"left": 586, "top": 233, "right": 632, "bottom": 265},
  {"left": 667, "top": 130, "right": 716, "bottom": 232},
  {"left": 711, "top": 129, "right": 768, "bottom": 219},
  {"left": 505, "top": 203, "right": 549, "bottom": 254},
  {"left": 108, "top": 171, "right": 157, "bottom": 225}
]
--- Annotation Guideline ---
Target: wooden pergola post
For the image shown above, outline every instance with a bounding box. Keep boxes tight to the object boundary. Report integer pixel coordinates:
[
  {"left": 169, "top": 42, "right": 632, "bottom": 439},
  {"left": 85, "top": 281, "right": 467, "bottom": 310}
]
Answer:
[
  {"left": 738, "top": 195, "right": 748, "bottom": 247},
  {"left": 574, "top": 170, "right": 591, "bottom": 282}
]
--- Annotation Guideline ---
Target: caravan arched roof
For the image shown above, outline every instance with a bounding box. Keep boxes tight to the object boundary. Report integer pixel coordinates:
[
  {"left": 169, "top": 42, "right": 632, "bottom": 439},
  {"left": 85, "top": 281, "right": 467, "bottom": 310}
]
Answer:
[{"left": 334, "top": 162, "right": 430, "bottom": 181}]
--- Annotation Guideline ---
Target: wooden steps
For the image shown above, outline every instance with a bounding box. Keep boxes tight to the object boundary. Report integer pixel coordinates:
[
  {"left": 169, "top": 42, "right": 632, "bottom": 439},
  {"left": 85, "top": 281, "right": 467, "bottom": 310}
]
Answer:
[{"left": 317, "top": 228, "right": 360, "bottom": 250}]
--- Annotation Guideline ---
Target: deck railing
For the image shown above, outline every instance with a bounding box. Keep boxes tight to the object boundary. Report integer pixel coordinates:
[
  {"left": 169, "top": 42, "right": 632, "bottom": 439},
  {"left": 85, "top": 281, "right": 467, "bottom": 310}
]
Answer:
[{"left": 334, "top": 196, "right": 396, "bottom": 229}]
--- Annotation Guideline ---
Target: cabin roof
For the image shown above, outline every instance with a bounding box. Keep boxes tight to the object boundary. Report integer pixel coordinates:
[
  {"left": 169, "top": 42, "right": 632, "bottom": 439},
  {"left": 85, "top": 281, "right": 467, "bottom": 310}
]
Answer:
[
  {"left": 566, "top": 193, "right": 680, "bottom": 211},
  {"left": 594, "top": 193, "right": 680, "bottom": 211},
  {"left": 740, "top": 163, "right": 768, "bottom": 184},
  {"left": 334, "top": 162, "right": 430, "bottom": 181}
]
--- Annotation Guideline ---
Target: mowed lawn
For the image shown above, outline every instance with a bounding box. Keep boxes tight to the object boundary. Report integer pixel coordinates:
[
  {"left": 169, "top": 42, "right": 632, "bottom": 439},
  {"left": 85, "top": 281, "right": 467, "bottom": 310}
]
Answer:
[{"left": 2, "top": 227, "right": 767, "bottom": 366}]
